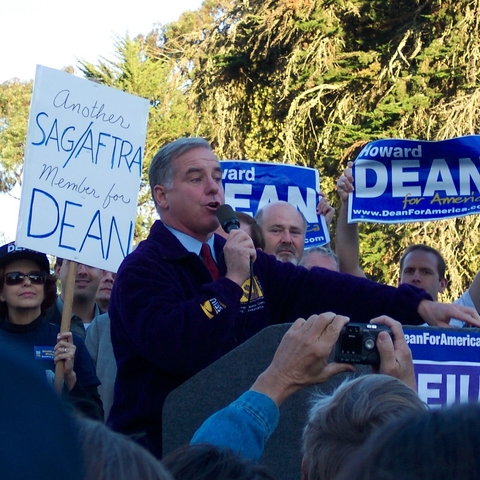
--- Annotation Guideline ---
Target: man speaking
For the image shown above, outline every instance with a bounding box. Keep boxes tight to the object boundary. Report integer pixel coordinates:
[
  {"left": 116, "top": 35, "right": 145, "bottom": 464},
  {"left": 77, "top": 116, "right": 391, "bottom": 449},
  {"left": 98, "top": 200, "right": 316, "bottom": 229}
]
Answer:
[{"left": 108, "top": 137, "right": 480, "bottom": 458}]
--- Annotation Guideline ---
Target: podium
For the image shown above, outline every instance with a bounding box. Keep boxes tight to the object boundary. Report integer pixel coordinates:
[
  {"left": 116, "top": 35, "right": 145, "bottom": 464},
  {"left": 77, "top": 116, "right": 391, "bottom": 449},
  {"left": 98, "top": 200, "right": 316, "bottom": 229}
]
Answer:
[{"left": 162, "top": 323, "right": 369, "bottom": 479}]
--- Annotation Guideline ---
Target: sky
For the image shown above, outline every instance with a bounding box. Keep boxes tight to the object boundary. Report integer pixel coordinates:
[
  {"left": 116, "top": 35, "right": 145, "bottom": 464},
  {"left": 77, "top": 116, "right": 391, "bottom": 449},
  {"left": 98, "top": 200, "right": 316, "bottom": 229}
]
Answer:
[{"left": 0, "top": 0, "right": 203, "bottom": 242}]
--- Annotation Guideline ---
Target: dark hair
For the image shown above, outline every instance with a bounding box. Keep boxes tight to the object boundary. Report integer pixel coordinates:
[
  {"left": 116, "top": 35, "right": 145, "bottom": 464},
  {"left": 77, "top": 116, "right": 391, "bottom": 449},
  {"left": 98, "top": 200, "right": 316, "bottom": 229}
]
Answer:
[
  {"left": 399, "top": 244, "right": 446, "bottom": 280},
  {"left": 162, "top": 444, "right": 277, "bottom": 480},
  {"left": 149, "top": 138, "right": 213, "bottom": 211},
  {"left": 302, "top": 375, "right": 426, "bottom": 480},
  {"left": 336, "top": 403, "right": 480, "bottom": 480},
  {"left": 237, "top": 212, "right": 266, "bottom": 250},
  {"left": 0, "top": 262, "right": 57, "bottom": 318}
]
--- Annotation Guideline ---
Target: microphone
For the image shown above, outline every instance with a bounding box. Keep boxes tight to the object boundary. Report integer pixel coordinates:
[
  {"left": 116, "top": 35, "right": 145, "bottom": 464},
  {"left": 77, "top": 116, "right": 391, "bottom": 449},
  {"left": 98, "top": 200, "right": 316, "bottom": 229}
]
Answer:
[{"left": 216, "top": 204, "right": 240, "bottom": 233}]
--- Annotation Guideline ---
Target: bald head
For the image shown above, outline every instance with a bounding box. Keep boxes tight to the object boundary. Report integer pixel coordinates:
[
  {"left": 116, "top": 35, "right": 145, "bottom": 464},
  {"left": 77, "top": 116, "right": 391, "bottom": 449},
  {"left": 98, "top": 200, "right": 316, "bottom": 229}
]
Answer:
[{"left": 255, "top": 201, "right": 307, "bottom": 265}]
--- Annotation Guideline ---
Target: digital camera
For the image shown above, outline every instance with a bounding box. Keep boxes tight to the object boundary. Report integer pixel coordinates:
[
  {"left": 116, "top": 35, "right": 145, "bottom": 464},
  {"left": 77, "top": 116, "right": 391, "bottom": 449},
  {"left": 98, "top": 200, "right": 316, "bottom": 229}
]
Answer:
[{"left": 334, "top": 323, "right": 393, "bottom": 365}]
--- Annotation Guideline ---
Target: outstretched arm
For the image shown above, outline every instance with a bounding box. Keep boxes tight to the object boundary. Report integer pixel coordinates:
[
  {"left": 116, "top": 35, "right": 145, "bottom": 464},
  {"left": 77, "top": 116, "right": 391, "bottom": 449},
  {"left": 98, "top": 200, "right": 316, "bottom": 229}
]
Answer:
[
  {"left": 418, "top": 300, "right": 480, "bottom": 328},
  {"left": 335, "top": 162, "right": 366, "bottom": 278}
]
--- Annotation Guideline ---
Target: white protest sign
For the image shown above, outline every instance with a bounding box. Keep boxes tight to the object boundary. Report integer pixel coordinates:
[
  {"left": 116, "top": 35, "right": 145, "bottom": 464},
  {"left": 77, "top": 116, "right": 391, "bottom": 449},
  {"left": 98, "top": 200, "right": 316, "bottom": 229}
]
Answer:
[{"left": 16, "top": 66, "right": 150, "bottom": 272}]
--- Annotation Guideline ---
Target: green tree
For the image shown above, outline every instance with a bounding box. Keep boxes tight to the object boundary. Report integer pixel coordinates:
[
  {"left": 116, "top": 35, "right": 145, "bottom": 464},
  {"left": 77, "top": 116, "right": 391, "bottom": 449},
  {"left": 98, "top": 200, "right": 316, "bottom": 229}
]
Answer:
[{"left": 0, "top": 79, "right": 33, "bottom": 192}]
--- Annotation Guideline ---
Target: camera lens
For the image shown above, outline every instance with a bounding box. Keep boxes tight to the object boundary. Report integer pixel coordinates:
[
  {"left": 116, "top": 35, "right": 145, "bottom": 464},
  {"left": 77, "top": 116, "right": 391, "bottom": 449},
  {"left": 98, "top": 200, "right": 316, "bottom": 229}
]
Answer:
[{"left": 364, "top": 338, "right": 375, "bottom": 350}]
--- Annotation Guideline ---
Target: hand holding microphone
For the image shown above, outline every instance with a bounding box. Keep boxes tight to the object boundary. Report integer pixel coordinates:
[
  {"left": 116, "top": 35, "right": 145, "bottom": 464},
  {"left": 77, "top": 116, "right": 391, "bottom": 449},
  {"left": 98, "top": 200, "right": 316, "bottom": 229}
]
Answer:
[{"left": 216, "top": 205, "right": 256, "bottom": 286}]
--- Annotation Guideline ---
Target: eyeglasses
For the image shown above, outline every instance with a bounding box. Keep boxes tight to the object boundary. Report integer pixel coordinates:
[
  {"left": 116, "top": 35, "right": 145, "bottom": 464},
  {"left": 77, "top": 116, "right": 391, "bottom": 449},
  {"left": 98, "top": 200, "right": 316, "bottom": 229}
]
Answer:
[{"left": 4, "top": 271, "right": 47, "bottom": 286}]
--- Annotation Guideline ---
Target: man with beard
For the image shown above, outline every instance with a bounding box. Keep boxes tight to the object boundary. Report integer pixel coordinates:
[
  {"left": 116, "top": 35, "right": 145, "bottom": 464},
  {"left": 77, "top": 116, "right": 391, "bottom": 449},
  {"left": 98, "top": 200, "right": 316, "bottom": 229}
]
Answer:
[{"left": 255, "top": 201, "right": 307, "bottom": 265}]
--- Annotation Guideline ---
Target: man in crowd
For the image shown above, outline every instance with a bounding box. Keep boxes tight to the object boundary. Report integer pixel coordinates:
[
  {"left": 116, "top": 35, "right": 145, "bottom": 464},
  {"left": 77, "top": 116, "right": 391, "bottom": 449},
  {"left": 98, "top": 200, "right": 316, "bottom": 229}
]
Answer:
[
  {"left": 108, "top": 137, "right": 479, "bottom": 458},
  {"left": 255, "top": 201, "right": 307, "bottom": 265},
  {"left": 299, "top": 246, "right": 340, "bottom": 272},
  {"left": 336, "top": 163, "right": 480, "bottom": 326},
  {"left": 255, "top": 195, "right": 335, "bottom": 265},
  {"left": 95, "top": 270, "right": 116, "bottom": 313},
  {"left": 44, "top": 259, "right": 103, "bottom": 339}
]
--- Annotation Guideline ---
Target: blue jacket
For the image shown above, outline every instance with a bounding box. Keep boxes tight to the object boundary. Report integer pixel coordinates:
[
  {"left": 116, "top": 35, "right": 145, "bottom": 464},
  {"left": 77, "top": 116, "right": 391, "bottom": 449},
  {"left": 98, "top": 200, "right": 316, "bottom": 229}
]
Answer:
[
  {"left": 191, "top": 390, "right": 278, "bottom": 462},
  {"left": 108, "top": 220, "right": 430, "bottom": 452}
]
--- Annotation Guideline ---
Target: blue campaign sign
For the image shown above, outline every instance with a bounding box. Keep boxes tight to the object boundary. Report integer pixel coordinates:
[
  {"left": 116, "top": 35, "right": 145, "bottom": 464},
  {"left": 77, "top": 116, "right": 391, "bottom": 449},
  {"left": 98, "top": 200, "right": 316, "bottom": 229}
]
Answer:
[
  {"left": 348, "top": 136, "right": 480, "bottom": 223},
  {"left": 220, "top": 161, "right": 330, "bottom": 247},
  {"left": 404, "top": 327, "right": 480, "bottom": 407}
]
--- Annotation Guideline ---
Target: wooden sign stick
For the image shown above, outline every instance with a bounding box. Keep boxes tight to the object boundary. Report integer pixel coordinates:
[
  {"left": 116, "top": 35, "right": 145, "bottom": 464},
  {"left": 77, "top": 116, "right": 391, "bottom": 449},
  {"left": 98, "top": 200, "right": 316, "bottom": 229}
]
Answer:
[{"left": 54, "top": 260, "right": 78, "bottom": 394}]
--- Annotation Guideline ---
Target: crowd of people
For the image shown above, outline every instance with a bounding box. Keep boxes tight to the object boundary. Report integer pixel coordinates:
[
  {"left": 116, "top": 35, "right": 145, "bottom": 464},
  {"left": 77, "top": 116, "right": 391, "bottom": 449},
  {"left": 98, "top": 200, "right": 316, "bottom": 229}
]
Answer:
[{"left": 1, "top": 136, "right": 480, "bottom": 479}]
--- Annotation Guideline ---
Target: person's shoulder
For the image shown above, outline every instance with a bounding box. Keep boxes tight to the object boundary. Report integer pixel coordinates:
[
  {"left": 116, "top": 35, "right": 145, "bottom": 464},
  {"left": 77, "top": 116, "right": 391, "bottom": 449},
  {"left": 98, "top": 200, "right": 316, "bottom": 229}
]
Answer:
[
  {"left": 88, "top": 313, "right": 110, "bottom": 335},
  {"left": 454, "top": 289, "right": 474, "bottom": 308},
  {"left": 122, "top": 221, "right": 179, "bottom": 263},
  {"left": 91, "top": 312, "right": 110, "bottom": 324}
]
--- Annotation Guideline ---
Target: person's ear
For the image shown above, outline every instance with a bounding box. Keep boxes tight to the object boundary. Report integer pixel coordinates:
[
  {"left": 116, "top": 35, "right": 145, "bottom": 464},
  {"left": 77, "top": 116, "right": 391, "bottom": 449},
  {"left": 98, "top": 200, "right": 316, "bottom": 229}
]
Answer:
[
  {"left": 53, "top": 264, "right": 61, "bottom": 278},
  {"left": 439, "top": 277, "right": 448, "bottom": 294},
  {"left": 0, "top": 292, "right": 5, "bottom": 302},
  {"left": 153, "top": 185, "right": 168, "bottom": 209}
]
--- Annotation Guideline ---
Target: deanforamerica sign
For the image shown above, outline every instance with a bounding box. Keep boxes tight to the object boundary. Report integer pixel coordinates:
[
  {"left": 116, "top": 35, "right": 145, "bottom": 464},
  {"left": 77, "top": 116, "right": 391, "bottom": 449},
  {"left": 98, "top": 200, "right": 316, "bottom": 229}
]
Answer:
[{"left": 348, "top": 136, "right": 480, "bottom": 224}]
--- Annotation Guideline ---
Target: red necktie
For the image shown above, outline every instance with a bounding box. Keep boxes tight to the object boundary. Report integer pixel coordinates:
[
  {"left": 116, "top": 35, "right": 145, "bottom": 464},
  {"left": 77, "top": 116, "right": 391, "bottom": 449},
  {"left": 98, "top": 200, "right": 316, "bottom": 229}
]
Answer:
[{"left": 201, "top": 243, "right": 220, "bottom": 280}]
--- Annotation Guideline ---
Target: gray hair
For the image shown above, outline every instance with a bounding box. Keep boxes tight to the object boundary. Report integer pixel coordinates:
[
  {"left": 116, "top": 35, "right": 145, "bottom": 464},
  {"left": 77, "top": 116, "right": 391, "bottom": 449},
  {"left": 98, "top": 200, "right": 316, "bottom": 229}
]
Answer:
[
  {"left": 148, "top": 137, "right": 212, "bottom": 208},
  {"left": 302, "top": 374, "right": 426, "bottom": 480},
  {"left": 300, "top": 246, "right": 339, "bottom": 270},
  {"left": 77, "top": 417, "right": 173, "bottom": 480}
]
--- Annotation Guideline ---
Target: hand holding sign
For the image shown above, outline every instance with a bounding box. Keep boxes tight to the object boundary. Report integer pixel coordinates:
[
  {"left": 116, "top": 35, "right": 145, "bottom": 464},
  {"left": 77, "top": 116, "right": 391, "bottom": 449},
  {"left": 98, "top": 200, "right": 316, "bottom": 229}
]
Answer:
[
  {"left": 53, "top": 260, "right": 78, "bottom": 393},
  {"left": 336, "top": 161, "right": 354, "bottom": 203},
  {"left": 316, "top": 192, "right": 335, "bottom": 227}
]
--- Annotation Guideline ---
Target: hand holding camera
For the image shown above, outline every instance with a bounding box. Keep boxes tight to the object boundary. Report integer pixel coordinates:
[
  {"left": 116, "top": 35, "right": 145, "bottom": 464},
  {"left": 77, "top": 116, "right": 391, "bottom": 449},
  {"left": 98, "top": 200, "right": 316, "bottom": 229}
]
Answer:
[
  {"left": 334, "top": 316, "right": 416, "bottom": 391},
  {"left": 334, "top": 323, "right": 393, "bottom": 365},
  {"left": 370, "top": 315, "right": 417, "bottom": 391}
]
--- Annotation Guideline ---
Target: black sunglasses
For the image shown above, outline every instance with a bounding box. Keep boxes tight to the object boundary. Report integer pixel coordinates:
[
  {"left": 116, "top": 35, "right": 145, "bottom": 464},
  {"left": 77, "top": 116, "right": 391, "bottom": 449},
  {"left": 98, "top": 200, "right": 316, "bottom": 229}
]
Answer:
[{"left": 4, "top": 271, "right": 47, "bottom": 286}]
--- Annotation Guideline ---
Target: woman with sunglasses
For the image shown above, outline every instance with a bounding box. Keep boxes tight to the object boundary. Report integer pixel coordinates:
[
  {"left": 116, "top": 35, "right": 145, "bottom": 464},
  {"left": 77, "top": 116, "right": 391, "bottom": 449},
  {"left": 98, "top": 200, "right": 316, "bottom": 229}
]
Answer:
[{"left": 0, "top": 241, "right": 103, "bottom": 421}]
